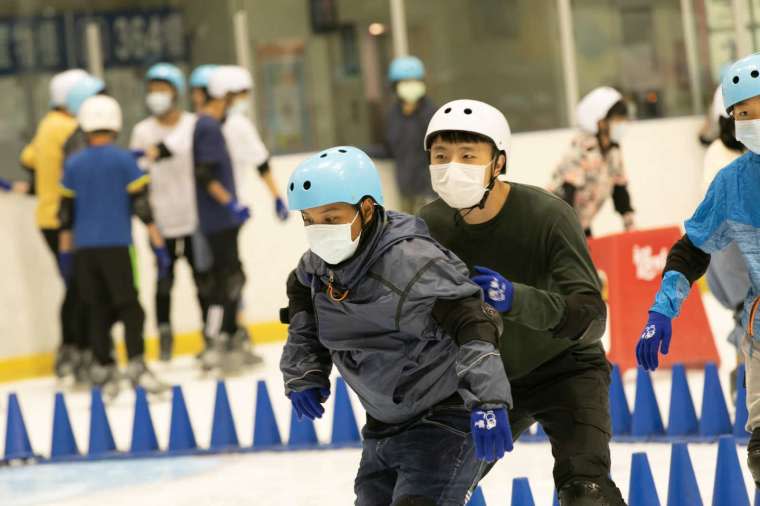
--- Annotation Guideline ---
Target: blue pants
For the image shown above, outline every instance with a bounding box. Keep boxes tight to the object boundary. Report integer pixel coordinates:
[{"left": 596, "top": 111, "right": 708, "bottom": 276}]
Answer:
[{"left": 354, "top": 406, "right": 483, "bottom": 506}]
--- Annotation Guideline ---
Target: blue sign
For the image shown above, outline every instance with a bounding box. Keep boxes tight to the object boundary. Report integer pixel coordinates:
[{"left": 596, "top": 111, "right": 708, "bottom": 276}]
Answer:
[{"left": 0, "top": 8, "right": 187, "bottom": 75}]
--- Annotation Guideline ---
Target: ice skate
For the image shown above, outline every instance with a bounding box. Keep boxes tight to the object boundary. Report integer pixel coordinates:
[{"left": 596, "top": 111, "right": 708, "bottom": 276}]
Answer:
[
  {"left": 126, "top": 357, "right": 171, "bottom": 396},
  {"left": 89, "top": 363, "right": 121, "bottom": 402}
]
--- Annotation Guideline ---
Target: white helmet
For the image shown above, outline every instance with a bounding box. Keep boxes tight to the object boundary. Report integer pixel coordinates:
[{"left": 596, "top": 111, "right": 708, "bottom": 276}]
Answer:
[
  {"left": 78, "top": 95, "right": 122, "bottom": 133},
  {"left": 711, "top": 85, "right": 729, "bottom": 122},
  {"left": 208, "top": 65, "right": 253, "bottom": 99},
  {"left": 575, "top": 86, "right": 623, "bottom": 134},
  {"left": 424, "top": 99, "right": 511, "bottom": 166},
  {"left": 49, "top": 69, "right": 89, "bottom": 108}
]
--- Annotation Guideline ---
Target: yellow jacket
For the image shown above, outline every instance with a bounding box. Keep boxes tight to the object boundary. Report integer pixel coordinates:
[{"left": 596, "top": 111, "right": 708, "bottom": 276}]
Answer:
[{"left": 19, "top": 111, "right": 79, "bottom": 229}]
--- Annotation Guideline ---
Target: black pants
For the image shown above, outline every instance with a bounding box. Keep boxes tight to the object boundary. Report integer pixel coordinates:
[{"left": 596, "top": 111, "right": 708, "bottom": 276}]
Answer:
[
  {"left": 41, "top": 229, "right": 88, "bottom": 351},
  {"left": 156, "top": 235, "right": 209, "bottom": 328},
  {"left": 508, "top": 345, "right": 625, "bottom": 504},
  {"left": 75, "top": 247, "right": 145, "bottom": 366},
  {"left": 205, "top": 226, "right": 244, "bottom": 337}
]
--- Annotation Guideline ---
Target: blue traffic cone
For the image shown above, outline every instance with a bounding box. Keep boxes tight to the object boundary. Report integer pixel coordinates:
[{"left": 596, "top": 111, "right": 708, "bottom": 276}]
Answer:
[
  {"left": 130, "top": 387, "right": 159, "bottom": 454},
  {"left": 331, "top": 377, "right": 360, "bottom": 444},
  {"left": 466, "top": 485, "right": 487, "bottom": 506},
  {"left": 754, "top": 488, "right": 759, "bottom": 506},
  {"left": 253, "top": 380, "right": 281, "bottom": 448},
  {"left": 4, "top": 393, "right": 33, "bottom": 460},
  {"left": 609, "top": 364, "right": 631, "bottom": 435},
  {"left": 88, "top": 388, "right": 116, "bottom": 456},
  {"left": 631, "top": 368, "right": 664, "bottom": 437},
  {"left": 51, "top": 392, "right": 78, "bottom": 458},
  {"left": 713, "top": 435, "right": 750, "bottom": 506},
  {"left": 667, "top": 442, "right": 702, "bottom": 506},
  {"left": 535, "top": 423, "right": 547, "bottom": 439},
  {"left": 699, "top": 363, "right": 732, "bottom": 437},
  {"left": 553, "top": 489, "right": 560, "bottom": 506},
  {"left": 667, "top": 364, "right": 699, "bottom": 436},
  {"left": 168, "top": 385, "right": 197, "bottom": 452},
  {"left": 210, "top": 380, "right": 239, "bottom": 450},
  {"left": 511, "top": 477, "right": 536, "bottom": 506},
  {"left": 735, "top": 365, "right": 750, "bottom": 438},
  {"left": 628, "top": 452, "right": 660, "bottom": 506},
  {"left": 288, "top": 405, "right": 319, "bottom": 447}
]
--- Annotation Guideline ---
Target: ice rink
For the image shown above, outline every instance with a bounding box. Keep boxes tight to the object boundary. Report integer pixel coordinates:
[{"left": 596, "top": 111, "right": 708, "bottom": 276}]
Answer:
[{"left": 0, "top": 293, "right": 754, "bottom": 505}]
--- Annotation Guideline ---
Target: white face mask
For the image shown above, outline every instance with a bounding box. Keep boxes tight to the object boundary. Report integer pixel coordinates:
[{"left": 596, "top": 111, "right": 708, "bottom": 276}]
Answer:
[
  {"left": 146, "top": 91, "right": 173, "bottom": 116},
  {"left": 305, "top": 211, "right": 361, "bottom": 265},
  {"left": 397, "top": 80, "right": 426, "bottom": 103},
  {"left": 227, "top": 99, "right": 252, "bottom": 117},
  {"left": 735, "top": 119, "right": 760, "bottom": 154},
  {"left": 429, "top": 160, "right": 494, "bottom": 209},
  {"left": 609, "top": 121, "right": 629, "bottom": 144}
]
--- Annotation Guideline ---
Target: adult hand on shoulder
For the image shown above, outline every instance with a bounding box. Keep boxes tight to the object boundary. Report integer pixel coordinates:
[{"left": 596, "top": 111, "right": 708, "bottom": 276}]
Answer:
[{"left": 472, "top": 266, "right": 514, "bottom": 313}]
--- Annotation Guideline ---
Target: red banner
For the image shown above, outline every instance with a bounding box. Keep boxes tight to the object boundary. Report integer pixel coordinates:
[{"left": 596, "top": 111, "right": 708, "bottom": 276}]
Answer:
[{"left": 588, "top": 227, "right": 719, "bottom": 372}]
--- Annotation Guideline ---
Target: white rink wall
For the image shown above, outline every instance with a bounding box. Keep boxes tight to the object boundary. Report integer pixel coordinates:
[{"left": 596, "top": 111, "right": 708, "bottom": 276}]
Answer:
[{"left": 0, "top": 116, "right": 706, "bottom": 360}]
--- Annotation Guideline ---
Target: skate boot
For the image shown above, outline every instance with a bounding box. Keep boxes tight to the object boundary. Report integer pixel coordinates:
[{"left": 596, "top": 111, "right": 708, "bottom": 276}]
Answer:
[
  {"left": 158, "top": 324, "right": 174, "bottom": 362},
  {"left": 230, "top": 327, "right": 264, "bottom": 368},
  {"left": 74, "top": 350, "right": 94, "bottom": 387},
  {"left": 89, "top": 362, "right": 121, "bottom": 402},
  {"left": 126, "top": 357, "right": 171, "bottom": 395},
  {"left": 199, "top": 335, "right": 227, "bottom": 372},
  {"left": 54, "top": 345, "right": 78, "bottom": 380}
]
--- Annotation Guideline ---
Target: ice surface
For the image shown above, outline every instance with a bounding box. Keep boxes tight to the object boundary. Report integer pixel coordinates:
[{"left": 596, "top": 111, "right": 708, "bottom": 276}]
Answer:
[{"left": 0, "top": 293, "right": 753, "bottom": 505}]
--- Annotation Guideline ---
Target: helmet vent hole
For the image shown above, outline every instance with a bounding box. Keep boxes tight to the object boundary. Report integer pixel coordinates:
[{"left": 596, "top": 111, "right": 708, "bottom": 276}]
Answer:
[
  {"left": 338, "top": 149, "right": 347, "bottom": 153},
  {"left": 303, "top": 181, "right": 311, "bottom": 190},
  {"left": 320, "top": 153, "right": 327, "bottom": 158},
  {"left": 444, "top": 107, "right": 451, "bottom": 113},
  {"left": 734, "top": 76, "right": 740, "bottom": 84},
  {"left": 464, "top": 108, "right": 472, "bottom": 114},
  {"left": 752, "top": 70, "right": 759, "bottom": 79},
  {"left": 289, "top": 183, "right": 294, "bottom": 191}
]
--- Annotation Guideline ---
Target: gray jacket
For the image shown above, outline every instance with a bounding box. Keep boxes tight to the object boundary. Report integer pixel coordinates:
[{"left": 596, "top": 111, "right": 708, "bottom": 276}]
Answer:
[{"left": 280, "top": 210, "right": 511, "bottom": 425}]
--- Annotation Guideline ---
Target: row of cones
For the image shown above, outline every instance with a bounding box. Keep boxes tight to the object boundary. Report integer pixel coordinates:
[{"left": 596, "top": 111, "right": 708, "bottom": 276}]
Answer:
[
  {"left": 3, "top": 377, "right": 362, "bottom": 462},
  {"left": 467, "top": 437, "right": 755, "bottom": 506},
  {"left": 609, "top": 362, "right": 749, "bottom": 441}
]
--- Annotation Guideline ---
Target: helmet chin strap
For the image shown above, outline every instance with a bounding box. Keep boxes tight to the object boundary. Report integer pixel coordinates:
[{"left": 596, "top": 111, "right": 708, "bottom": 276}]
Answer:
[{"left": 456, "top": 158, "right": 499, "bottom": 223}]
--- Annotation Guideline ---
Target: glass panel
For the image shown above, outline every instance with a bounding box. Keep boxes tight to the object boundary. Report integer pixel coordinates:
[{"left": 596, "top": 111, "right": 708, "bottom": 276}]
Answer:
[{"left": 572, "top": 0, "right": 693, "bottom": 119}]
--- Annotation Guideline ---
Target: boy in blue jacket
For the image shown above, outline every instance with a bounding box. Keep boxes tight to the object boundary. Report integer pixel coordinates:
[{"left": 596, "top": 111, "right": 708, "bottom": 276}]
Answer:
[
  {"left": 280, "top": 146, "right": 512, "bottom": 505},
  {"left": 636, "top": 53, "right": 760, "bottom": 490}
]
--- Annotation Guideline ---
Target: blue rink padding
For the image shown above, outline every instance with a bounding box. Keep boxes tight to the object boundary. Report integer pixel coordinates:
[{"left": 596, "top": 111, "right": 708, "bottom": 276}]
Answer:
[{"left": 1, "top": 365, "right": 753, "bottom": 468}]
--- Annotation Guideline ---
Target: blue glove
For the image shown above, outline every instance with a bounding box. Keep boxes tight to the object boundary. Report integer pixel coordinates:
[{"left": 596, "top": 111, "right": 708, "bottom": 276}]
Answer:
[
  {"left": 153, "top": 246, "right": 171, "bottom": 280},
  {"left": 470, "top": 407, "right": 513, "bottom": 462},
  {"left": 225, "top": 200, "right": 251, "bottom": 223},
  {"left": 58, "top": 252, "right": 74, "bottom": 283},
  {"left": 636, "top": 311, "right": 672, "bottom": 371},
  {"left": 0, "top": 177, "right": 12, "bottom": 192},
  {"left": 289, "top": 387, "right": 330, "bottom": 421},
  {"left": 130, "top": 149, "right": 146, "bottom": 159},
  {"left": 275, "top": 197, "right": 289, "bottom": 222},
  {"left": 471, "top": 266, "right": 514, "bottom": 313}
]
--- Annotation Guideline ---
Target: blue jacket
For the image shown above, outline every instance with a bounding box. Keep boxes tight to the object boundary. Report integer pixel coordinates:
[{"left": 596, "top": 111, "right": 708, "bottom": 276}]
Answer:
[
  {"left": 652, "top": 151, "right": 760, "bottom": 338},
  {"left": 280, "top": 210, "right": 511, "bottom": 424}
]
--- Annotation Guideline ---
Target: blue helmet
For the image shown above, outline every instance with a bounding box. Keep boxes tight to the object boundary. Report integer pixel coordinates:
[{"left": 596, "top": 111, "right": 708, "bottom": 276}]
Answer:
[
  {"left": 722, "top": 53, "right": 760, "bottom": 111},
  {"left": 287, "top": 146, "right": 384, "bottom": 211},
  {"left": 388, "top": 56, "right": 425, "bottom": 82},
  {"left": 146, "top": 63, "right": 185, "bottom": 95},
  {"left": 189, "top": 64, "right": 218, "bottom": 89},
  {"left": 65, "top": 75, "right": 105, "bottom": 115}
]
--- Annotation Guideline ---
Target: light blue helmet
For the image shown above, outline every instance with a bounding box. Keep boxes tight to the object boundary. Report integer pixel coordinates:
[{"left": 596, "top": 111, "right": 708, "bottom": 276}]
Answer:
[
  {"left": 722, "top": 53, "right": 760, "bottom": 111},
  {"left": 65, "top": 75, "right": 105, "bottom": 115},
  {"left": 287, "top": 146, "right": 384, "bottom": 211},
  {"left": 146, "top": 63, "right": 185, "bottom": 95},
  {"left": 388, "top": 56, "right": 425, "bottom": 82},
  {"left": 189, "top": 64, "right": 218, "bottom": 89}
]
